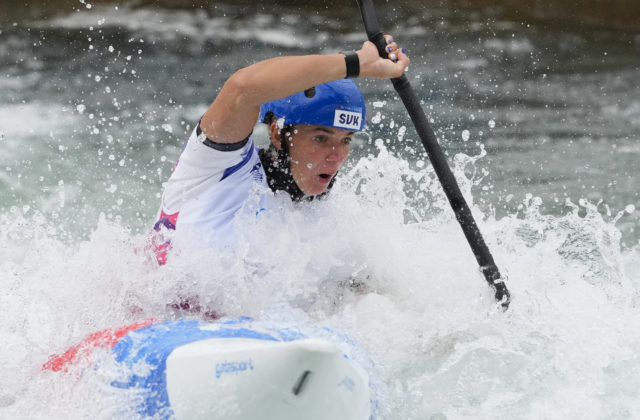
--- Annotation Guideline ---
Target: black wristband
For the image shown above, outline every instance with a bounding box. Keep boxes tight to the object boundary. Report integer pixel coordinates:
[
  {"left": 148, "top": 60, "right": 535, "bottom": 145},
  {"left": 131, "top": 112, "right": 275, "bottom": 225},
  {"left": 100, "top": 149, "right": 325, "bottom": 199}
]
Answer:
[{"left": 341, "top": 51, "right": 360, "bottom": 78}]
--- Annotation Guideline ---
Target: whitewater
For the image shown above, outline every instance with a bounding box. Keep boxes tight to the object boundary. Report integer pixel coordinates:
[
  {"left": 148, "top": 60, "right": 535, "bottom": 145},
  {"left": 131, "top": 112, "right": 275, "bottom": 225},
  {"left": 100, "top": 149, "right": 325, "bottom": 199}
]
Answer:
[{"left": 1, "top": 2, "right": 639, "bottom": 419}]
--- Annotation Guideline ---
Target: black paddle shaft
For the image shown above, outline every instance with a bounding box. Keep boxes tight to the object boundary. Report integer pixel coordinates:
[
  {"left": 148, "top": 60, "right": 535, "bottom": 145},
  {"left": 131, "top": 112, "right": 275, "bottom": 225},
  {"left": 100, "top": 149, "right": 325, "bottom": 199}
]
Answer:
[{"left": 355, "top": 0, "right": 510, "bottom": 308}]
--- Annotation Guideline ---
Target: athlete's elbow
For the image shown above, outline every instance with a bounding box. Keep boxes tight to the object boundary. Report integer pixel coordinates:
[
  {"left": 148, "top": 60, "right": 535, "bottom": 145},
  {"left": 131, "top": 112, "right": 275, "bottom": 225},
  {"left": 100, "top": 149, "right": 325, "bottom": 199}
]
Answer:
[{"left": 223, "top": 69, "right": 258, "bottom": 108}]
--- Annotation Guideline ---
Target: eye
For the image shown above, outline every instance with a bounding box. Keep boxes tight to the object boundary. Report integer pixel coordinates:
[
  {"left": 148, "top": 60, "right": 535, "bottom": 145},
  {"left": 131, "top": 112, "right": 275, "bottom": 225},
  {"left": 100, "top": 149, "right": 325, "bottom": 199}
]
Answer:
[
  {"left": 312, "top": 135, "right": 328, "bottom": 143},
  {"left": 342, "top": 137, "right": 353, "bottom": 145}
]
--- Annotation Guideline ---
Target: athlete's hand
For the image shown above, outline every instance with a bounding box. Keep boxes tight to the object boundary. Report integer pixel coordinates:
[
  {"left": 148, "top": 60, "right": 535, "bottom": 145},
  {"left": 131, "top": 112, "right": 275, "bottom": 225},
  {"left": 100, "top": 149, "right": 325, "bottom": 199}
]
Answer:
[{"left": 357, "top": 34, "right": 409, "bottom": 79}]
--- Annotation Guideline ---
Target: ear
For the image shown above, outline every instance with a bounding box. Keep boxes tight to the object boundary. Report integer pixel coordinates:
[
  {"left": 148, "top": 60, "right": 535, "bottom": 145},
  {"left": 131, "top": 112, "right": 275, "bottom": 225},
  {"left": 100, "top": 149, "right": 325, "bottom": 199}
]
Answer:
[{"left": 269, "top": 122, "right": 282, "bottom": 150}]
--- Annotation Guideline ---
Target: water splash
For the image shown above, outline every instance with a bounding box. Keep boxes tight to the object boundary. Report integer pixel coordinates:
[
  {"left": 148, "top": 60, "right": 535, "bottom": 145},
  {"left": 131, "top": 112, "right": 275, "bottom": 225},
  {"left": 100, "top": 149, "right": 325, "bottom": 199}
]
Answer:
[{"left": 2, "top": 2, "right": 639, "bottom": 418}]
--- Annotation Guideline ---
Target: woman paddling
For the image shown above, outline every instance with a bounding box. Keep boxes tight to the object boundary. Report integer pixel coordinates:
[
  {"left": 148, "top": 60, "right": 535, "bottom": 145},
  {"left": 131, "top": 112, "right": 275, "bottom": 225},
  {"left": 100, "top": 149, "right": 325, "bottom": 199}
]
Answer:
[{"left": 152, "top": 35, "right": 409, "bottom": 263}]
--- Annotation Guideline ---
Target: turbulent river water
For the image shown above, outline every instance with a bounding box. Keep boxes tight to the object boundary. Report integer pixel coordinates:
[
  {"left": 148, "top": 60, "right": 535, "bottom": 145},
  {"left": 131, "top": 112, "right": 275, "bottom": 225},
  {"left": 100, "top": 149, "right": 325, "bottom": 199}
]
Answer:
[{"left": 1, "top": 1, "right": 639, "bottom": 419}]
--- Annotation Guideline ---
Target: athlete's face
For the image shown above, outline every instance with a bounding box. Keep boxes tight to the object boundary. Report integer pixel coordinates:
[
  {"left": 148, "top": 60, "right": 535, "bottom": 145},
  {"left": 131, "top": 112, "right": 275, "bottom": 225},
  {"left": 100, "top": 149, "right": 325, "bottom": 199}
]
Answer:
[{"left": 273, "top": 124, "right": 354, "bottom": 196}]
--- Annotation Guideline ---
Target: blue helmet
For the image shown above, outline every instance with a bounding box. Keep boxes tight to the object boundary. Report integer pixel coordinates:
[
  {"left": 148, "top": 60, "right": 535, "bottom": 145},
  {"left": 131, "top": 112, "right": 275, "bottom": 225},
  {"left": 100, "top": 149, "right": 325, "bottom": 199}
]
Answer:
[{"left": 259, "top": 79, "right": 366, "bottom": 132}]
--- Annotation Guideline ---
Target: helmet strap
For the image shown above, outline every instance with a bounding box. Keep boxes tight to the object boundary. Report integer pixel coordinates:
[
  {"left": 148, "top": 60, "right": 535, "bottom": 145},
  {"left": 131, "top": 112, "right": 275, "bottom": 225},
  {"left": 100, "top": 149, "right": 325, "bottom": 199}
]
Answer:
[{"left": 259, "top": 125, "right": 335, "bottom": 202}]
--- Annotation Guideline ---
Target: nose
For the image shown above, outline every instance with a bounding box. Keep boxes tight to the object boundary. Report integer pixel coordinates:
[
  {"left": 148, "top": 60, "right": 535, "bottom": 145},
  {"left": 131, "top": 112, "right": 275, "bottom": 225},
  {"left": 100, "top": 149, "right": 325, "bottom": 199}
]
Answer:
[{"left": 325, "top": 144, "right": 349, "bottom": 163}]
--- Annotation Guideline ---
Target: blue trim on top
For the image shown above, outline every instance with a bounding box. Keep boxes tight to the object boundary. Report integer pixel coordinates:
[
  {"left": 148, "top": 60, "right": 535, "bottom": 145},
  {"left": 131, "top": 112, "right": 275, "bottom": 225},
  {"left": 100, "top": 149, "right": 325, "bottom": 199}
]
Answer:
[{"left": 220, "top": 145, "right": 255, "bottom": 181}]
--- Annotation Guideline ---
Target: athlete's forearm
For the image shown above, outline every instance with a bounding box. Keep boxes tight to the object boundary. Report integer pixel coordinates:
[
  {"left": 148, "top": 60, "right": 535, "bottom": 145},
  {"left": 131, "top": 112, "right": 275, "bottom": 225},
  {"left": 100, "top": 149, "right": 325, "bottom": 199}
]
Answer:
[
  {"left": 199, "top": 54, "right": 347, "bottom": 144},
  {"left": 230, "top": 54, "right": 347, "bottom": 107},
  {"left": 226, "top": 41, "right": 408, "bottom": 110},
  {"left": 200, "top": 37, "right": 408, "bottom": 144}
]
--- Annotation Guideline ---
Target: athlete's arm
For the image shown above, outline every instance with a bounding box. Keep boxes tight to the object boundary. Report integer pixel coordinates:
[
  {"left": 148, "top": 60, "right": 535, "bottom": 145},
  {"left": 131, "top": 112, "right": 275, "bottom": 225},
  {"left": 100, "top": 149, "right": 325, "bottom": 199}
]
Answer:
[{"left": 199, "top": 35, "right": 409, "bottom": 144}]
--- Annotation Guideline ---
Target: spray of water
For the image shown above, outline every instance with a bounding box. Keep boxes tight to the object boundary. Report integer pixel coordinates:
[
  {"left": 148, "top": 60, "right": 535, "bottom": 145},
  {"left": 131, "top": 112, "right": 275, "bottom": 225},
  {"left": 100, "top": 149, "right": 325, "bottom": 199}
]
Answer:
[
  {"left": 1, "top": 139, "right": 639, "bottom": 418},
  {"left": 2, "top": 2, "right": 639, "bottom": 418}
]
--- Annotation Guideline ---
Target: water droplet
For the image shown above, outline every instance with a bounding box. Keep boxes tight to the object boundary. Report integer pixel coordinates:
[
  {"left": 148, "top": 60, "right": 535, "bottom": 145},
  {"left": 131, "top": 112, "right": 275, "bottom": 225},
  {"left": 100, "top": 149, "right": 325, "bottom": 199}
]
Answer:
[
  {"left": 76, "top": 104, "right": 86, "bottom": 114},
  {"left": 94, "top": 75, "right": 101, "bottom": 82},
  {"left": 371, "top": 112, "right": 382, "bottom": 124},
  {"left": 397, "top": 126, "right": 406, "bottom": 142},
  {"left": 461, "top": 130, "right": 470, "bottom": 141},
  {"left": 488, "top": 119, "right": 496, "bottom": 128},
  {"left": 108, "top": 45, "right": 114, "bottom": 53}
]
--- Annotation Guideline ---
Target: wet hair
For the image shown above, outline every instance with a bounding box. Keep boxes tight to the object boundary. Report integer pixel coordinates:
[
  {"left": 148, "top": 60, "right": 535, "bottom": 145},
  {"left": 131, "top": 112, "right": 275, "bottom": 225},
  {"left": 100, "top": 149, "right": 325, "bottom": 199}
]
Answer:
[{"left": 261, "top": 110, "right": 296, "bottom": 156}]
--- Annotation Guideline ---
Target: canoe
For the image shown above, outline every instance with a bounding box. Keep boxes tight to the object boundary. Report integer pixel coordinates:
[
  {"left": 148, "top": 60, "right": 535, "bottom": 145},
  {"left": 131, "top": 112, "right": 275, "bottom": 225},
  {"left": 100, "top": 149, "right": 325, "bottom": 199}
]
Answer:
[{"left": 44, "top": 317, "right": 372, "bottom": 419}]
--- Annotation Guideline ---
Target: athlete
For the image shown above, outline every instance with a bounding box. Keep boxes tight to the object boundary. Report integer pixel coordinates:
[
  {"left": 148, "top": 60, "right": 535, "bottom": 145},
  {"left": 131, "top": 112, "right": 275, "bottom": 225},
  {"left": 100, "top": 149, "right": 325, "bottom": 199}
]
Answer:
[{"left": 152, "top": 35, "right": 409, "bottom": 263}]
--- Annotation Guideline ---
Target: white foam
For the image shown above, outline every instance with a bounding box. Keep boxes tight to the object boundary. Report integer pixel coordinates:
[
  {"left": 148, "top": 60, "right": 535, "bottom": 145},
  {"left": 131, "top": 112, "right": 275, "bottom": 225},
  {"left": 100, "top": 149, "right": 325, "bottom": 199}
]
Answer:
[
  {"left": 3, "top": 8, "right": 640, "bottom": 417},
  {"left": 2, "top": 142, "right": 639, "bottom": 418}
]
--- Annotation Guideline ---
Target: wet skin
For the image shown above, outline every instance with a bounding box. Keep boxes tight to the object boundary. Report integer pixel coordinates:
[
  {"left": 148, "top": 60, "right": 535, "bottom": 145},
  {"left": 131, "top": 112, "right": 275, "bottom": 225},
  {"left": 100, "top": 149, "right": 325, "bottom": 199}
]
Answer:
[{"left": 272, "top": 124, "right": 354, "bottom": 196}]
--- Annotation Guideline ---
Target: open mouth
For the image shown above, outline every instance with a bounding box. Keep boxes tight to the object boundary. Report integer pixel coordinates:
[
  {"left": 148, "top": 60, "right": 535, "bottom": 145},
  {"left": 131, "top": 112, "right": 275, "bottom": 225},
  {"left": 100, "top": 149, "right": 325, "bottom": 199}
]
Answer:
[{"left": 317, "top": 173, "right": 333, "bottom": 184}]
